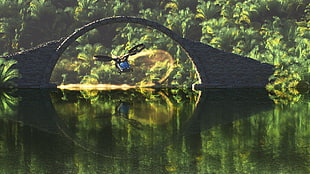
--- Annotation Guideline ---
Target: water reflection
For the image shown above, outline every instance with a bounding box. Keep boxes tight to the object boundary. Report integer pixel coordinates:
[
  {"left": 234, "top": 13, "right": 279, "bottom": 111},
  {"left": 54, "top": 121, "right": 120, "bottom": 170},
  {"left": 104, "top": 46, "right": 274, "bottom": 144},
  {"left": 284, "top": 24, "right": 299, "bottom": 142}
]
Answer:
[
  {"left": 184, "top": 89, "right": 275, "bottom": 135},
  {"left": 0, "top": 89, "right": 308, "bottom": 173}
]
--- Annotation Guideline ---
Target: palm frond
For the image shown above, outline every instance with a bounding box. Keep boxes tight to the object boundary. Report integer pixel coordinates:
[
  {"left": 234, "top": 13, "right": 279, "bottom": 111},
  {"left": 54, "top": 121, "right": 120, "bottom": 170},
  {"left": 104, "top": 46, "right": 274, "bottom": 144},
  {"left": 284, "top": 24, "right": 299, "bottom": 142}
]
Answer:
[{"left": 0, "top": 58, "right": 19, "bottom": 88}]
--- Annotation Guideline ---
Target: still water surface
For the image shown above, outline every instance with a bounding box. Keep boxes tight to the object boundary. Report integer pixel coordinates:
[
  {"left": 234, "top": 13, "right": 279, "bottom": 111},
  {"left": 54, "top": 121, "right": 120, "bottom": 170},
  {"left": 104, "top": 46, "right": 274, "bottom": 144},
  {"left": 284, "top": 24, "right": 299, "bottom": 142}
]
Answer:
[{"left": 0, "top": 89, "right": 309, "bottom": 173}]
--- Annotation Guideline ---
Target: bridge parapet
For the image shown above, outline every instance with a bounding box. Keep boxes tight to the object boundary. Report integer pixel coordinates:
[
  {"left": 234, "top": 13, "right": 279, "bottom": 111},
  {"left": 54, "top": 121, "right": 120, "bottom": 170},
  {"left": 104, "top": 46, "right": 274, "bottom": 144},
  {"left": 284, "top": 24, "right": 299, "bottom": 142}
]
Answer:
[
  {"left": 186, "top": 41, "right": 275, "bottom": 88},
  {"left": 3, "top": 39, "right": 63, "bottom": 88}
]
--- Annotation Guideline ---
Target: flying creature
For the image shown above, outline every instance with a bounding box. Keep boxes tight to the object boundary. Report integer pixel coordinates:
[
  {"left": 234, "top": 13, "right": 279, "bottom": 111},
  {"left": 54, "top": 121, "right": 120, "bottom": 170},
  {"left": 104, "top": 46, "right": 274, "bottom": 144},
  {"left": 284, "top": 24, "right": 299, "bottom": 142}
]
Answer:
[{"left": 93, "top": 44, "right": 145, "bottom": 73}]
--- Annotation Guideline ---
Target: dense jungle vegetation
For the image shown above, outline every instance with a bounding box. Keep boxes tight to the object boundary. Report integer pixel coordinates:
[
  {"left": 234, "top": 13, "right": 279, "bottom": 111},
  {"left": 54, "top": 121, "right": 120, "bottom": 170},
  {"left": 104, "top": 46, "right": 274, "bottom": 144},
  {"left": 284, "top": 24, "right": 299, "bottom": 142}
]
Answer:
[
  {"left": 0, "top": 0, "right": 309, "bottom": 90},
  {"left": 0, "top": 1, "right": 309, "bottom": 172}
]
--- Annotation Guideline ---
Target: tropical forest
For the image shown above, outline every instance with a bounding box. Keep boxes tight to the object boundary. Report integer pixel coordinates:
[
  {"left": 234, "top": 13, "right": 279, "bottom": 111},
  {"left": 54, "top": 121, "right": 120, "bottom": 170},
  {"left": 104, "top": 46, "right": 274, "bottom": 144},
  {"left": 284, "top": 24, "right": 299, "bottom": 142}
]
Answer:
[
  {"left": 0, "top": 0, "right": 309, "bottom": 90},
  {"left": 0, "top": 0, "right": 309, "bottom": 173}
]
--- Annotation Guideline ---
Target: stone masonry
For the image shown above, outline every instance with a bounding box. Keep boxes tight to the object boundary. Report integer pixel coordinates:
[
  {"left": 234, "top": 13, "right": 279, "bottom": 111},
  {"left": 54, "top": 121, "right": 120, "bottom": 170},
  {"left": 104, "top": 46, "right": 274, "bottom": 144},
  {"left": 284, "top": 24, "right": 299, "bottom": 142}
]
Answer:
[{"left": 3, "top": 39, "right": 64, "bottom": 88}]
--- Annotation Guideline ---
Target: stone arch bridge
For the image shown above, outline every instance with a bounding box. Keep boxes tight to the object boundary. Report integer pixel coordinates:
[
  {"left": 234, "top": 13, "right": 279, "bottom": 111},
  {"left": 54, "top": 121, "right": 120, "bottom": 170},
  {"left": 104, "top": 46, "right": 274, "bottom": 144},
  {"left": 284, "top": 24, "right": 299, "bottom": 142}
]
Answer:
[{"left": 3, "top": 16, "right": 274, "bottom": 88}]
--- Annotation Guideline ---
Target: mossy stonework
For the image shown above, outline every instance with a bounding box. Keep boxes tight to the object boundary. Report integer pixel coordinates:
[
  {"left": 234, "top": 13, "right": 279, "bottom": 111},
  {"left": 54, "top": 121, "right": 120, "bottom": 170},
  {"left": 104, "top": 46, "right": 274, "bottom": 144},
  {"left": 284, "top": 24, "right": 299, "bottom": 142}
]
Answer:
[{"left": 3, "top": 16, "right": 274, "bottom": 88}]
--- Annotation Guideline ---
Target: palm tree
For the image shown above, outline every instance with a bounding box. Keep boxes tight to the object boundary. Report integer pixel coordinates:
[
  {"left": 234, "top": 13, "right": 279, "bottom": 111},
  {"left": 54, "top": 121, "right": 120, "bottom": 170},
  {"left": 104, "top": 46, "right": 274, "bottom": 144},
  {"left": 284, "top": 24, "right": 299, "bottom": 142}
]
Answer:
[
  {"left": 19, "top": 0, "right": 75, "bottom": 48},
  {"left": 0, "top": 0, "right": 28, "bottom": 53},
  {"left": 0, "top": 58, "right": 20, "bottom": 88}
]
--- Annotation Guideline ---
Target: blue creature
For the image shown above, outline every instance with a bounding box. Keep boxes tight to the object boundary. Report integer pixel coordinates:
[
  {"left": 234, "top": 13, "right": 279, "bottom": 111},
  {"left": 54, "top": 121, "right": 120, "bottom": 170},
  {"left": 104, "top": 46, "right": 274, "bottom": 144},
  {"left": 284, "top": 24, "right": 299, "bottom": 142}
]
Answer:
[{"left": 93, "top": 44, "right": 145, "bottom": 73}]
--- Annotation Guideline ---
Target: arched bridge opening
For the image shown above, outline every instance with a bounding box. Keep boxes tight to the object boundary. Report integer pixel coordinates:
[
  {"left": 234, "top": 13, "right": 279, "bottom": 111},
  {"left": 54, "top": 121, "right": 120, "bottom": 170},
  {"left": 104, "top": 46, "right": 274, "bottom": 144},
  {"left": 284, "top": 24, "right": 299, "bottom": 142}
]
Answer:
[
  {"left": 5, "top": 16, "right": 274, "bottom": 88},
  {"left": 48, "top": 16, "right": 200, "bottom": 87}
]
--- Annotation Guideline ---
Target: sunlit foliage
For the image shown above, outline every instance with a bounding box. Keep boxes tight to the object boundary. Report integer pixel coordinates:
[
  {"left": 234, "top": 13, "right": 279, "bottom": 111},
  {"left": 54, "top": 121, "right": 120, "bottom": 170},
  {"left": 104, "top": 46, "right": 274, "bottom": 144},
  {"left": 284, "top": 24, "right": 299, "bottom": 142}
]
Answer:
[
  {"left": 0, "top": 58, "right": 19, "bottom": 88},
  {"left": 0, "top": 0, "right": 309, "bottom": 89},
  {"left": 196, "top": 0, "right": 309, "bottom": 90},
  {"left": 0, "top": 1, "right": 308, "bottom": 172}
]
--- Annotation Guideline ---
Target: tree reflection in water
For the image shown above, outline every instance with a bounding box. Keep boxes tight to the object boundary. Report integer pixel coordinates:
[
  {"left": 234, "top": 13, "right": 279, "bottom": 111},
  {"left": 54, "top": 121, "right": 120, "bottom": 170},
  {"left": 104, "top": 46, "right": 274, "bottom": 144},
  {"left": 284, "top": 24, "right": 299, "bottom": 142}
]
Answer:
[{"left": 0, "top": 89, "right": 308, "bottom": 173}]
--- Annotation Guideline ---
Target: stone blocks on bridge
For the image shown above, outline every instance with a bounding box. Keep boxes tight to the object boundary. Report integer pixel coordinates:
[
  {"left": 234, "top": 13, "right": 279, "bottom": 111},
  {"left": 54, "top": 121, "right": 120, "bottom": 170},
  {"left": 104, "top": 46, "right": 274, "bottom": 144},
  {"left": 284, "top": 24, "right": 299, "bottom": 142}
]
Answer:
[
  {"left": 186, "top": 41, "right": 274, "bottom": 88},
  {"left": 3, "top": 40, "right": 62, "bottom": 88}
]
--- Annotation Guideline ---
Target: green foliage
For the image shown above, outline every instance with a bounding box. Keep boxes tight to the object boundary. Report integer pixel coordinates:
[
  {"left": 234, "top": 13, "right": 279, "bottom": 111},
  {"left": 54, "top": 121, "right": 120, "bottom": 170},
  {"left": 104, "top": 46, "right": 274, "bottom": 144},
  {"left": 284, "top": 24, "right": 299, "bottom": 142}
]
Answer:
[
  {"left": 0, "top": 90, "right": 19, "bottom": 116},
  {"left": 197, "top": 0, "right": 309, "bottom": 89},
  {"left": 0, "top": 58, "right": 19, "bottom": 88},
  {"left": 196, "top": 0, "right": 221, "bottom": 20},
  {"left": 0, "top": 0, "right": 29, "bottom": 53},
  {"left": 0, "top": 0, "right": 309, "bottom": 88}
]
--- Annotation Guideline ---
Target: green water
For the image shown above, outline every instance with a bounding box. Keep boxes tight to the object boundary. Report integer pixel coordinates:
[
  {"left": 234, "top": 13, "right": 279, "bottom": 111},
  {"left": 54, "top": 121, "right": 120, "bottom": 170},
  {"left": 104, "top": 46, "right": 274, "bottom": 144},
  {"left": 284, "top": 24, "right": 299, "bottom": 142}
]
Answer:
[{"left": 0, "top": 89, "right": 309, "bottom": 174}]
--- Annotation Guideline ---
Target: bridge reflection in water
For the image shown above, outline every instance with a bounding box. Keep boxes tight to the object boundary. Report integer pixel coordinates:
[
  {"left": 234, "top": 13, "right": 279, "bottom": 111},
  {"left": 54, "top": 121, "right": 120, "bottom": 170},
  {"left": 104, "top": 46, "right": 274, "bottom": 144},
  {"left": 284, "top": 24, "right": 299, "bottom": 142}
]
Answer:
[{"left": 0, "top": 89, "right": 308, "bottom": 173}]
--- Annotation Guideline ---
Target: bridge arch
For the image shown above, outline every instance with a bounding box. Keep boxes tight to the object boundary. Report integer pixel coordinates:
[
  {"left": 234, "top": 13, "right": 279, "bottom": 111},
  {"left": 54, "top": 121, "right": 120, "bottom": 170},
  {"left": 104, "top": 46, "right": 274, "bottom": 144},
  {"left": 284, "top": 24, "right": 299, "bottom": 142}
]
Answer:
[
  {"left": 43, "top": 16, "right": 203, "bottom": 87},
  {"left": 7, "top": 16, "right": 274, "bottom": 88}
]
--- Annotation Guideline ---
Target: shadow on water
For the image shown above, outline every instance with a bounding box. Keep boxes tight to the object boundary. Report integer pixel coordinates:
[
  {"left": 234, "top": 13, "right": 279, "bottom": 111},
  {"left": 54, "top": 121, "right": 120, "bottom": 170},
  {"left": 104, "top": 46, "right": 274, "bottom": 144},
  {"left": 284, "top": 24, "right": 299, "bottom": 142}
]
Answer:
[
  {"left": 0, "top": 88, "right": 309, "bottom": 173},
  {"left": 182, "top": 89, "right": 275, "bottom": 136}
]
